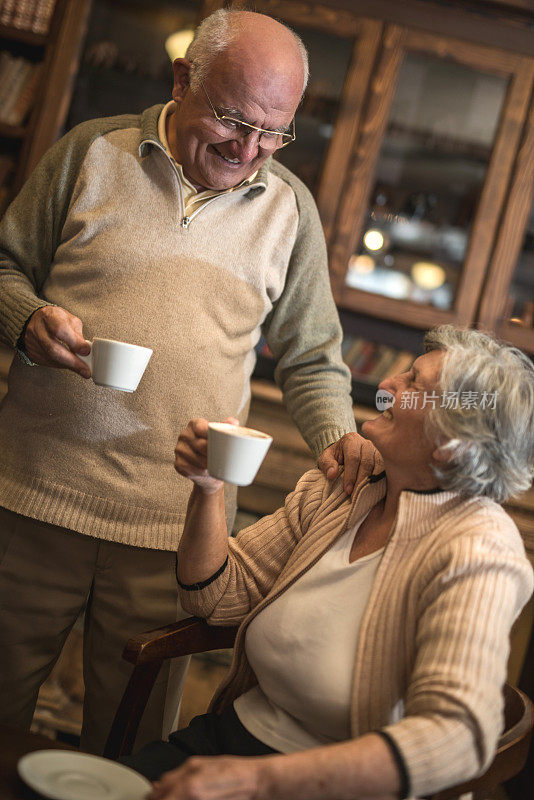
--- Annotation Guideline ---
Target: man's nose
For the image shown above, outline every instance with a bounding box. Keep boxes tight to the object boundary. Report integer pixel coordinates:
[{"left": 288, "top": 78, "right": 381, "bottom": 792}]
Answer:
[{"left": 229, "top": 131, "right": 261, "bottom": 161}]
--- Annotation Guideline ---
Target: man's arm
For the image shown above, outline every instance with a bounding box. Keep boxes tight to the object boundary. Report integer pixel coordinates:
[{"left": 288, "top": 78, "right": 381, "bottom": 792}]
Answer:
[
  {"left": 0, "top": 117, "right": 120, "bottom": 374},
  {"left": 262, "top": 168, "right": 355, "bottom": 458},
  {"left": 262, "top": 164, "right": 360, "bottom": 489}
]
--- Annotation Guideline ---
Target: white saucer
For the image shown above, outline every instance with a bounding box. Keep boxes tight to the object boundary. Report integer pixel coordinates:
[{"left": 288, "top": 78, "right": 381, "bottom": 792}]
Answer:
[{"left": 18, "top": 750, "right": 151, "bottom": 800}]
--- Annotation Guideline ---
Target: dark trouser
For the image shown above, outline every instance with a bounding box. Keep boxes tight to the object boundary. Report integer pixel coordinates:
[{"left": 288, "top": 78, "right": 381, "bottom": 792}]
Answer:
[
  {"left": 121, "top": 706, "right": 278, "bottom": 781},
  {"left": 0, "top": 506, "right": 189, "bottom": 755}
]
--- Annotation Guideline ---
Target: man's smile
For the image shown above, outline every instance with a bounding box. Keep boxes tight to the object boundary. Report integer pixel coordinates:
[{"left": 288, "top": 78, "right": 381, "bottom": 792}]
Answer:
[{"left": 210, "top": 145, "right": 242, "bottom": 165}]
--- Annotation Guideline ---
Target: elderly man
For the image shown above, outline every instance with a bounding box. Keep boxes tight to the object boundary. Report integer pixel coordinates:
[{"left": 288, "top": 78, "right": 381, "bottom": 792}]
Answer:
[{"left": 0, "top": 9, "right": 358, "bottom": 753}]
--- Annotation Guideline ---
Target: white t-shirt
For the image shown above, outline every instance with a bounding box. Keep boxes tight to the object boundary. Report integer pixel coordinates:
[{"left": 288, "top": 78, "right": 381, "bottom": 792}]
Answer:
[{"left": 234, "top": 519, "right": 384, "bottom": 752}]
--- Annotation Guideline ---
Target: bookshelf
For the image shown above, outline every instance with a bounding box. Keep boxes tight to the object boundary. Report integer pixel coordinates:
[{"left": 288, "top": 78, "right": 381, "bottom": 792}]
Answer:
[
  {"left": 0, "top": 0, "right": 92, "bottom": 211},
  {"left": 0, "top": 0, "right": 92, "bottom": 399}
]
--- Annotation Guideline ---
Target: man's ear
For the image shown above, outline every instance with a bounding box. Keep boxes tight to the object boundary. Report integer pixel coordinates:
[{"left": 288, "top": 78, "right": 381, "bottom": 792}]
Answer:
[{"left": 172, "top": 59, "right": 192, "bottom": 102}]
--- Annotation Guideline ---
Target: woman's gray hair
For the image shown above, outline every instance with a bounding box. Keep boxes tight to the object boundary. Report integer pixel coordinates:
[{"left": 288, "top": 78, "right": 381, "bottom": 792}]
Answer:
[
  {"left": 424, "top": 325, "right": 534, "bottom": 502},
  {"left": 185, "top": 9, "right": 309, "bottom": 96}
]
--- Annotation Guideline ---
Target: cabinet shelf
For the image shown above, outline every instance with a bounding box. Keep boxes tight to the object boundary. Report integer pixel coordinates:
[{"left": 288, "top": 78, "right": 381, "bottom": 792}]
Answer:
[
  {"left": 0, "top": 24, "right": 47, "bottom": 47},
  {"left": 0, "top": 121, "right": 26, "bottom": 139}
]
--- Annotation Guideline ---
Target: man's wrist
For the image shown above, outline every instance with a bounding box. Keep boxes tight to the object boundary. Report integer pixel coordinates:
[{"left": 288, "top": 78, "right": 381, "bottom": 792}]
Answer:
[
  {"left": 16, "top": 347, "right": 36, "bottom": 366},
  {"left": 16, "top": 306, "right": 47, "bottom": 366}
]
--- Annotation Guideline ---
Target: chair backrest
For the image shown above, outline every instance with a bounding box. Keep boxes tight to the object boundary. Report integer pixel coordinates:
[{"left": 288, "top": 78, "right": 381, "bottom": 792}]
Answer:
[
  {"left": 105, "top": 617, "right": 237, "bottom": 759},
  {"left": 428, "top": 684, "right": 534, "bottom": 800},
  {"left": 105, "top": 616, "right": 534, "bottom": 800}
]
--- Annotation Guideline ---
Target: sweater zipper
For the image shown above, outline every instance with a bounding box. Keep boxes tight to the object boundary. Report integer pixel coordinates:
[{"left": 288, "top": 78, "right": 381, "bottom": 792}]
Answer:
[
  {"left": 149, "top": 141, "right": 250, "bottom": 230},
  {"left": 180, "top": 194, "right": 226, "bottom": 229},
  {"left": 149, "top": 142, "right": 191, "bottom": 230}
]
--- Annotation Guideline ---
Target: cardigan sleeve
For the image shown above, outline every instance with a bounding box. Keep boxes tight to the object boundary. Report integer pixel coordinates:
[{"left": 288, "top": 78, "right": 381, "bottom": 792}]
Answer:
[
  {"left": 178, "top": 468, "right": 331, "bottom": 624},
  {"left": 380, "top": 523, "right": 534, "bottom": 798}
]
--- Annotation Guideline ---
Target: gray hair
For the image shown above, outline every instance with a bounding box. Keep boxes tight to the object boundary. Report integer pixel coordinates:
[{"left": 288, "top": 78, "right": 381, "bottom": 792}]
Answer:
[
  {"left": 185, "top": 8, "right": 309, "bottom": 96},
  {"left": 423, "top": 325, "right": 534, "bottom": 502}
]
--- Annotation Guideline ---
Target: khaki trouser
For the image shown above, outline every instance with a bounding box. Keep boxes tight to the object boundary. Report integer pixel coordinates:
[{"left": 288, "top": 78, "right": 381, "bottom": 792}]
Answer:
[{"left": 0, "top": 506, "right": 190, "bottom": 755}]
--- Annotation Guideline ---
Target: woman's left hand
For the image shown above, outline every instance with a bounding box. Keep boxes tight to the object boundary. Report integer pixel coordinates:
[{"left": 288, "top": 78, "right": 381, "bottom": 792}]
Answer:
[{"left": 148, "top": 755, "right": 262, "bottom": 800}]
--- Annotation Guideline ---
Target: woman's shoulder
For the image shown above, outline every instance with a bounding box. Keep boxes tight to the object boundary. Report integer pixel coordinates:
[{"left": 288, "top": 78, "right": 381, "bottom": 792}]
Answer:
[{"left": 443, "top": 494, "right": 526, "bottom": 552}]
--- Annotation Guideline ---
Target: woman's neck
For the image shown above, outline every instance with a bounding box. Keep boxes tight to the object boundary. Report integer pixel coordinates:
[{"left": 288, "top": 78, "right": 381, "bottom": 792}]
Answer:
[{"left": 379, "top": 463, "right": 441, "bottom": 521}]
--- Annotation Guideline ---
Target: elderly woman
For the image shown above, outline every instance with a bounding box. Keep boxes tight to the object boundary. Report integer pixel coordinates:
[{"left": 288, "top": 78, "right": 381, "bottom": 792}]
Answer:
[{"left": 126, "top": 326, "right": 534, "bottom": 800}]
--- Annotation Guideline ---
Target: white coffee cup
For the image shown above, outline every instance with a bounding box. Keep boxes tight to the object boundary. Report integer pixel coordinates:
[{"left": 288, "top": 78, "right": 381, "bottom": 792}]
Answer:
[
  {"left": 207, "top": 422, "right": 273, "bottom": 486},
  {"left": 79, "top": 338, "right": 153, "bottom": 392}
]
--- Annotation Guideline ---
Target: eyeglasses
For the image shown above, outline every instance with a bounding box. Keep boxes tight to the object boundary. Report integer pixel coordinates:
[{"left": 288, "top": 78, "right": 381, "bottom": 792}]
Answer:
[{"left": 196, "top": 73, "right": 296, "bottom": 151}]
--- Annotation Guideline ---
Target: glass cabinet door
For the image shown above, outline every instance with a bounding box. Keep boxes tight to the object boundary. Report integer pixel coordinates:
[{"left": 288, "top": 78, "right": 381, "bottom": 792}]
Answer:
[
  {"left": 332, "top": 26, "right": 534, "bottom": 329},
  {"left": 231, "top": 0, "right": 382, "bottom": 242},
  {"left": 273, "top": 22, "right": 355, "bottom": 198},
  {"left": 507, "top": 202, "right": 534, "bottom": 329},
  {"left": 345, "top": 53, "right": 507, "bottom": 311},
  {"left": 67, "top": 0, "right": 208, "bottom": 126},
  {"left": 479, "top": 97, "right": 534, "bottom": 354}
]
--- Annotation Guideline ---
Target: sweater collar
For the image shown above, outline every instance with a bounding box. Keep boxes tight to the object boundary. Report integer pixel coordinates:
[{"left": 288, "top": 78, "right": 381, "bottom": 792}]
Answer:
[
  {"left": 352, "top": 470, "right": 465, "bottom": 542},
  {"left": 138, "top": 103, "right": 269, "bottom": 197}
]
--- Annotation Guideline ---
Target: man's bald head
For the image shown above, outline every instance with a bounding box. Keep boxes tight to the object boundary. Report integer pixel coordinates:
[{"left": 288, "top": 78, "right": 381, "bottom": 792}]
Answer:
[
  {"left": 185, "top": 9, "right": 308, "bottom": 99},
  {"left": 167, "top": 9, "right": 307, "bottom": 191}
]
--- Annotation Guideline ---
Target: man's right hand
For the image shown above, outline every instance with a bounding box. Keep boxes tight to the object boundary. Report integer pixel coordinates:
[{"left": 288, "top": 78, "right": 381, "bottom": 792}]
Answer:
[{"left": 23, "top": 306, "right": 91, "bottom": 377}]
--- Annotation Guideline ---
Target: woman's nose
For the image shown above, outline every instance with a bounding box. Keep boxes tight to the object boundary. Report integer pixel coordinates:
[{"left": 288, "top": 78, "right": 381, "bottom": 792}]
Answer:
[{"left": 379, "top": 375, "right": 395, "bottom": 393}]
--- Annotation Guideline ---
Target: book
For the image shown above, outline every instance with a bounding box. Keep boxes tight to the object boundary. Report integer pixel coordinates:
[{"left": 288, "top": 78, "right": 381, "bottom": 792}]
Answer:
[
  {"left": 0, "top": 0, "right": 18, "bottom": 28},
  {"left": 383, "top": 350, "right": 415, "bottom": 379},
  {"left": 366, "top": 345, "right": 399, "bottom": 382},
  {"left": 11, "top": 0, "right": 35, "bottom": 31},
  {"left": 31, "top": 0, "right": 56, "bottom": 35},
  {"left": 342, "top": 336, "right": 365, "bottom": 367},
  {"left": 0, "top": 54, "right": 30, "bottom": 122},
  {"left": 6, "top": 62, "right": 40, "bottom": 125},
  {"left": 0, "top": 57, "right": 33, "bottom": 125},
  {"left": 350, "top": 340, "right": 377, "bottom": 377}
]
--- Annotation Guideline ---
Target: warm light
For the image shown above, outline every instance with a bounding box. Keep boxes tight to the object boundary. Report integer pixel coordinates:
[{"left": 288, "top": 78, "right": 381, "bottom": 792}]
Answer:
[
  {"left": 509, "top": 317, "right": 523, "bottom": 325},
  {"left": 165, "top": 29, "right": 195, "bottom": 62},
  {"left": 363, "top": 229, "right": 385, "bottom": 252},
  {"left": 411, "top": 261, "right": 446, "bottom": 290},
  {"left": 348, "top": 254, "right": 375, "bottom": 274}
]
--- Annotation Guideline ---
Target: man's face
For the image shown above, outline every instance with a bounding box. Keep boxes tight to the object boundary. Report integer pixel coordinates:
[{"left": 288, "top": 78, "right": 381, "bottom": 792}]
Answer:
[{"left": 168, "top": 57, "right": 301, "bottom": 191}]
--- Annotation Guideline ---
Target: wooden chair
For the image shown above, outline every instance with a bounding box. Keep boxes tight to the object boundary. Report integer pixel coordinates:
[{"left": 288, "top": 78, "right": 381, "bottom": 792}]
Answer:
[{"left": 105, "top": 617, "right": 534, "bottom": 800}]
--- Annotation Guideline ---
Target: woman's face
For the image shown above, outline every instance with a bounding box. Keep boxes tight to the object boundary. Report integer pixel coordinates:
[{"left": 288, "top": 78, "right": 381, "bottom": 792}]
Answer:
[{"left": 362, "top": 349, "right": 445, "bottom": 475}]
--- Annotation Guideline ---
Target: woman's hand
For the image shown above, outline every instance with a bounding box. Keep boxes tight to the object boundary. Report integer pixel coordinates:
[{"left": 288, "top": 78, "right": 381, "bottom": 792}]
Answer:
[
  {"left": 148, "top": 755, "right": 262, "bottom": 800},
  {"left": 174, "top": 417, "right": 239, "bottom": 494}
]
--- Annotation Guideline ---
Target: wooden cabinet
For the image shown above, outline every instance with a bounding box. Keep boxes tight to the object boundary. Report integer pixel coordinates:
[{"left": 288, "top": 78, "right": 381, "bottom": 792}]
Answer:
[
  {"left": 331, "top": 27, "right": 533, "bottom": 333},
  {"left": 221, "top": 1, "right": 534, "bottom": 355},
  {"left": 0, "top": 0, "right": 92, "bottom": 206},
  {"left": 0, "top": 0, "right": 92, "bottom": 400}
]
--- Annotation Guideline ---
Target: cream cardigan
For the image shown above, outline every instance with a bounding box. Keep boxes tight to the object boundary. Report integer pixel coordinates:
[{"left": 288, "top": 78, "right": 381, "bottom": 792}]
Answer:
[{"left": 179, "top": 448, "right": 533, "bottom": 798}]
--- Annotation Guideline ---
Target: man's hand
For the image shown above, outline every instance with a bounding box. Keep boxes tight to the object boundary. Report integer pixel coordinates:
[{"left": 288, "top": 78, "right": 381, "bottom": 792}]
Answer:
[
  {"left": 148, "top": 755, "right": 262, "bottom": 800},
  {"left": 317, "top": 432, "right": 375, "bottom": 496},
  {"left": 174, "top": 417, "right": 239, "bottom": 494},
  {"left": 23, "top": 306, "right": 91, "bottom": 377}
]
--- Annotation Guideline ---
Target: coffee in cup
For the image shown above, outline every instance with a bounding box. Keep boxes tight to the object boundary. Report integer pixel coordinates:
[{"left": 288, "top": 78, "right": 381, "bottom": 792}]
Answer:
[
  {"left": 207, "top": 422, "right": 272, "bottom": 486},
  {"left": 79, "top": 338, "right": 152, "bottom": 392}
]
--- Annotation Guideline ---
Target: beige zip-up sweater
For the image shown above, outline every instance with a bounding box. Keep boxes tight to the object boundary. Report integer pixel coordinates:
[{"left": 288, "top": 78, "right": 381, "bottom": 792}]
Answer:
[
  {"left": 179, "top": 453, "right": 533, "bottom": 798},
  {"left": 0, "top": 105, "right": 355, "bottom": 550}
]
